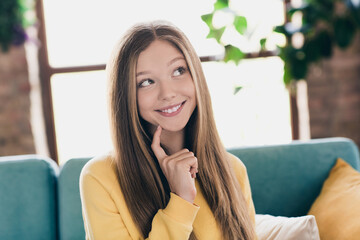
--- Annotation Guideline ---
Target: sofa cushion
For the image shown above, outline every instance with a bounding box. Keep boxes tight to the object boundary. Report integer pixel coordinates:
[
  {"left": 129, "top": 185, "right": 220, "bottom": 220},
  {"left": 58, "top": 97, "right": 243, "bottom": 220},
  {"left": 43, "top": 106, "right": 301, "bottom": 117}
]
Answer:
[
  {"left": 58, "top": 157, "right": 91, "bottom": 240},
  {"left": 0, "top": 155, "right": 58, "bottom": 240},
  {"left": 228, "top": 137, "right": 360, "bottom": 217},
  {"left": 255, "top": 214, "right": 320, "bottom": 240},
  {"left": 308, "top": 158, "right": 360, "bottom": 240}
]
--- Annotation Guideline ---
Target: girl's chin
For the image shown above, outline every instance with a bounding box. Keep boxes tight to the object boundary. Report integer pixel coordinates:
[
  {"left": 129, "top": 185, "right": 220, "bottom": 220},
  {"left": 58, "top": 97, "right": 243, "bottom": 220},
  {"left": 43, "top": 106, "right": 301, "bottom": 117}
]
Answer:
[
  {"left": 152, "top": 123, "right": 187, "bottom": 133},
  {"left": 161, "top": 127, "right": 186, "bottom": 133}
]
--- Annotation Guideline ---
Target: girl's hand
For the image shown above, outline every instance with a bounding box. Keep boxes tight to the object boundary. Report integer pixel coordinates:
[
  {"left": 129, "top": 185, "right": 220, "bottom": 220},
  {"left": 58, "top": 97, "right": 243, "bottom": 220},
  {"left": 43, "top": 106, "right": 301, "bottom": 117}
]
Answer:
[{"left": 151, "top": 126, "right": 198, "bottom": 203}]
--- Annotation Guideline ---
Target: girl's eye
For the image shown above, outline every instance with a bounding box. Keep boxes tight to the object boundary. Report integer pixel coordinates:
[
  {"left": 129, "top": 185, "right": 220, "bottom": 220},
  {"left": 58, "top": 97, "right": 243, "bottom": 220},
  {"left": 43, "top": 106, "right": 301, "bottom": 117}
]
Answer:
[
  {"left": 138, "top": 79, "right": 153, "bottom": 88},
  {"left": 173, "top": 67, "right": 186, "bottom": 77}
]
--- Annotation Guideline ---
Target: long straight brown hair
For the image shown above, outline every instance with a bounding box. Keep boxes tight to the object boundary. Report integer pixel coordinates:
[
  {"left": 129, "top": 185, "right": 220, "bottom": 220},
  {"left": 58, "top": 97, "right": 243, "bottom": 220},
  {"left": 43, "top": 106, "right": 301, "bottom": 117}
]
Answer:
[{"left": 107, "top": 20, "right": 256, "bottom": 240}]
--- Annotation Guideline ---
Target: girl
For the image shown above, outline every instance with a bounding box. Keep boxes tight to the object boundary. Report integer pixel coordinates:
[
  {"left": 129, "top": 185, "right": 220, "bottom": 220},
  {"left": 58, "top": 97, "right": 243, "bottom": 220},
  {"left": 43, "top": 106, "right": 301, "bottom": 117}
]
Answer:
[{"left": 80, "top": 20, "right": 257, "bottom": 240}]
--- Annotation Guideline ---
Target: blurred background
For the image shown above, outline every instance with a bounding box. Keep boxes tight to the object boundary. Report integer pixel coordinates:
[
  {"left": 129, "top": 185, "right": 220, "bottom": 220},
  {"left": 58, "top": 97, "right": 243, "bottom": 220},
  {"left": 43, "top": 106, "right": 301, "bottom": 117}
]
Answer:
[{"left": 1, "top": 0, "right": 359, "bottom": 165}]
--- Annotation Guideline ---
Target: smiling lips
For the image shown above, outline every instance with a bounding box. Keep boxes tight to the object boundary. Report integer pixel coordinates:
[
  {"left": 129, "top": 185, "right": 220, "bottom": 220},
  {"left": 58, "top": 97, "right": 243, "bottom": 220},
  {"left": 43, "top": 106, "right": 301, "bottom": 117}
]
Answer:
[{"left": 156, "top": 101, "right": 186, "bottom": 117}]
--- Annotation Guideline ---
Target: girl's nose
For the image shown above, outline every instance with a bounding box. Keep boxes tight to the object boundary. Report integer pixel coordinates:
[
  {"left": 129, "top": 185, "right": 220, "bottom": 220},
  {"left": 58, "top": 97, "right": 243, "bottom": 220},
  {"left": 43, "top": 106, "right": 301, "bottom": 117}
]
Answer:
[{"left": 158, "top": 80, "right": 176, "bottom": 101}]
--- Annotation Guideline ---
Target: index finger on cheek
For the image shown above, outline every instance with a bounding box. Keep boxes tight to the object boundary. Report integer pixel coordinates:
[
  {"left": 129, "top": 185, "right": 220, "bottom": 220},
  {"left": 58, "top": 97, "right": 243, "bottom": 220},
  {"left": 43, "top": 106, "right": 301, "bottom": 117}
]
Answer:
[
  {"left": 151, "top": 126, "right": 167, "bottom": 160},
  {"left": 152, "top": 125, "right": 162, "bottom": 147}
]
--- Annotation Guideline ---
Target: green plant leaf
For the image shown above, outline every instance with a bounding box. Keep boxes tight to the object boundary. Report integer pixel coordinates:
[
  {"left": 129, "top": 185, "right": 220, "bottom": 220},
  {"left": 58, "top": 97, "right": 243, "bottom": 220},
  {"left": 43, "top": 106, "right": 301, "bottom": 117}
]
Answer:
[
  {"left": 234, "top": 16, "right": 247, "bottom": 35},
  {"left": 291, "top": 51, "right": 307, "bottom": 80},
  {"left": 201, "top": 13, "right": 213, "bottom": 28},
  {"left": 302, "top": 5, "right": 323, "bottom": 25},
  {"left": 316, "top": 0, "right": 335, "bottom": 13},
  {"left": 0, "top": 0, "right": 26, "bottom": 52},
  {"left": 260, "top": 38, "right": 267, "bottom": 51},
  {"left": 333, "top": 16, "right": 356, "bottom": 49},
  {"left": 224, "top": 44, "right": 245, "bottom": 65},
  {"left": 317, "top": 30, "right": 333, "bottom": 58},
  {"left": 274, "top": 25, "right": 292, "bottom": 37},
  {"left": 214, "top": 0, "right": 229, "bottom": 10},
  {"left": 301, "top": 0, "right": 334, "bottom": 23},
  {"left": 303, "top": 38, "right": 321, "bottom": 63},
  {"left": 234, "top": 86, "right": 243, "bottom": 95},
  {"left": 274, "top": 25, "right": 287, "bottom": 34},
  {"left": 288, "top": 5, "right": 308, "bottom": 16},
  {"left": 283, "top": 62, "right": 292, "bottom": 85},
  {"left": 283, "top": 46, "right": 307, "bottom": 80},
  {"left": 206, "top": 27, "right": 226, "bottom": 43}
]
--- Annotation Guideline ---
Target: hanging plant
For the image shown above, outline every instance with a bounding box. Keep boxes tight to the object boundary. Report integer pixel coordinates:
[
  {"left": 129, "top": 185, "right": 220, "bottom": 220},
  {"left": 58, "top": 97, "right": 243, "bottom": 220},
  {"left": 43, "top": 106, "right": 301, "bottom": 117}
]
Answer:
[
  {"left": 201, "top": 0, "right": 247, "bottom": 65},
  {"left": 0, "top": 0, "right": 36, "bottom": 52},
  {"left": 201, "top": 0, "right": 360, "bottom": 85},
  {"left": 275, "top": 0, "right": 360, "bottom": 84}
]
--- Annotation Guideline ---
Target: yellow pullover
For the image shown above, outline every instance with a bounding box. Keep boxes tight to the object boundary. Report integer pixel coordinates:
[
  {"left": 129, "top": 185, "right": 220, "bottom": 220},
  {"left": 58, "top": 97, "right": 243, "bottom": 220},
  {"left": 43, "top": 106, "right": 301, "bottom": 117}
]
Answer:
[{"left": 80, "top": 152, "right": 256, "bottom": 240}]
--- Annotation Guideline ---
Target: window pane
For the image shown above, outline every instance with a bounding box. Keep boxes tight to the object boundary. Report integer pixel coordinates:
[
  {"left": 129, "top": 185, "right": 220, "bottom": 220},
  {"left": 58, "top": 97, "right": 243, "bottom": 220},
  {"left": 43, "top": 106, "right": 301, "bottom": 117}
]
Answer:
[
  {"left": 51, "top": 71, "right": 111, "bottom": 165},
  {"left": 43, "top": 0, "right": 284, "bottom": 67},
  {"left": 46, "top": 0, "right": 290, "bottom": 164},
  {"left": 202, "top": 57, "right": 292, "bottom": 148},
  {"left": 225, "top": 0, "right": 285, "bottom": 52},
  {"left": 51, "top": 58, "right": 291, "bottom": 164},
  {"left": 43, "top": 0, "right": 219, "bottom": 67}
]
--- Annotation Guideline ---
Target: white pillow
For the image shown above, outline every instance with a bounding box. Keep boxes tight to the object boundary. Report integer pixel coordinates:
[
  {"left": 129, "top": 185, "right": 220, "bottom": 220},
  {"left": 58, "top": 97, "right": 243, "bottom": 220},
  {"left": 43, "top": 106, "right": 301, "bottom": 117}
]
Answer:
[{"left": 255, "top": 214, "right": 320, "bottom": 240}]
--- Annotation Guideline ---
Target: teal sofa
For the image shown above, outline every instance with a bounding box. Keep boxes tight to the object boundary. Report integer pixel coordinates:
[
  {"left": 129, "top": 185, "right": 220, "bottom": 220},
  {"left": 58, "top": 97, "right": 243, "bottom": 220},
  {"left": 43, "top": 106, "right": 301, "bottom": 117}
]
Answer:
[{"left": 0, "top": 137, "right": 359, "bottom": 240}]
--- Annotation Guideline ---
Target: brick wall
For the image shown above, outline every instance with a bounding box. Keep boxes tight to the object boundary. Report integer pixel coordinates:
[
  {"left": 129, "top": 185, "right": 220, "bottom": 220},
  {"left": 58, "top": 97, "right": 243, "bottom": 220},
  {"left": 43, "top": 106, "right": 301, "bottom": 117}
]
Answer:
[
  {"left": 0, "top": 45, "right": 36, "bottom": 155},
  {"left": 307, "top": 32, "right": 360, "bottom": 148}
]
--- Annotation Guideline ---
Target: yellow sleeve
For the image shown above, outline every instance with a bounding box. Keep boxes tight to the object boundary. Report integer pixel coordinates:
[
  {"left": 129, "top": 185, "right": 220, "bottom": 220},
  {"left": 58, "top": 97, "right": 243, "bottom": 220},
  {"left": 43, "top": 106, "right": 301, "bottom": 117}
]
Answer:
[
  {"left": 80, "top": 160, "right": 199, "bottom": 240},
  {"left": 228, "top": 153, "right": 256, "bottom": 226},
  {"left": 148, "top": 193, "right": 199, "bottom": 239}
]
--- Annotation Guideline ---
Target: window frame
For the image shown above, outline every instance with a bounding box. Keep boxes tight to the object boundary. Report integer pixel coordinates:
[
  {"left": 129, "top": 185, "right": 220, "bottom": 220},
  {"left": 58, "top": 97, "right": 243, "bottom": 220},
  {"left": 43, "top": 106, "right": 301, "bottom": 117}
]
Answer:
[{"left": 36, "top": 0, "right": 296, "bottom": 164}]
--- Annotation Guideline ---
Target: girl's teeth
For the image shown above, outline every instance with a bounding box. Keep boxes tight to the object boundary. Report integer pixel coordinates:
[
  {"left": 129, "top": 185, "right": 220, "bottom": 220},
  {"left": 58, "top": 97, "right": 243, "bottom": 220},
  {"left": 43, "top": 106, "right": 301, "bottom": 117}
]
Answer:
[{"left": 161, "top": 103, "right": 181, "bottom": 113}]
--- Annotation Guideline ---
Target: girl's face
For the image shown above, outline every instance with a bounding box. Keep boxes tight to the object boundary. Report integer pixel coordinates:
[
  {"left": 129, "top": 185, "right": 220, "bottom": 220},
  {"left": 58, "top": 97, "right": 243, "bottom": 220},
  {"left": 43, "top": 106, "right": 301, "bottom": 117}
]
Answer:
[{"left": 136, "top": 40, "right": 196, "bottom": 133}]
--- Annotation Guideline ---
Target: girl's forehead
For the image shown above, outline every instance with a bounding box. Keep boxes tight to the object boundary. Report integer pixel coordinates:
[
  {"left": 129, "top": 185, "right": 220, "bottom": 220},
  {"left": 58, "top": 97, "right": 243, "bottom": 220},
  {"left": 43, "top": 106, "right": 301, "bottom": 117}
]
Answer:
[{"left": 136, "top": 40, "right": 185, "bottom": 71}]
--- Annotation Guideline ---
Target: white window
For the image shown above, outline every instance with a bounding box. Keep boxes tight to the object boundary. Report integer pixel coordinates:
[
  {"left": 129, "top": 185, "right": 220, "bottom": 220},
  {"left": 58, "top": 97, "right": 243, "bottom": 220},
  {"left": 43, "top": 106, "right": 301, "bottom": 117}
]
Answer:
[{"left": 41, "top": 0, "right": 290, "bottom": 164}]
